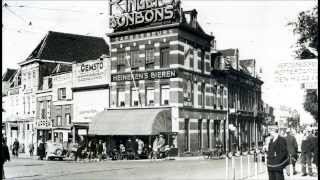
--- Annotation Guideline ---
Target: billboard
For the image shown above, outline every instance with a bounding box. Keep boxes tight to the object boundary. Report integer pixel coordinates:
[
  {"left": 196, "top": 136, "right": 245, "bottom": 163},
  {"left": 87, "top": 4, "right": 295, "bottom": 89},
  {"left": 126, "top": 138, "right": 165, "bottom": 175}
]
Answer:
[
  {"left": 274, "top": 59, "right": 318, "bottom": 89},
  {"left": 109, "top": 0, "right": 180, "bottom": 30},
  {"left": 72, "top": 59, "right": 110, "bottom": 88}
]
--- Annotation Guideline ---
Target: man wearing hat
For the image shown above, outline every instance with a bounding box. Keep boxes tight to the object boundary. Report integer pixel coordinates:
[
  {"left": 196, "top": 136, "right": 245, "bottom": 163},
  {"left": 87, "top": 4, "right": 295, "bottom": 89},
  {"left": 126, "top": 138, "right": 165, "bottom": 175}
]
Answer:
[
  {"left": 301, "top": 127, "right": 314, "bottom": 176},
  {"left": 285, "top": 129, "right": 298, "bottom": 175},
  {"left": 267, "top": 127, "right": 289, "bottom": 180}
]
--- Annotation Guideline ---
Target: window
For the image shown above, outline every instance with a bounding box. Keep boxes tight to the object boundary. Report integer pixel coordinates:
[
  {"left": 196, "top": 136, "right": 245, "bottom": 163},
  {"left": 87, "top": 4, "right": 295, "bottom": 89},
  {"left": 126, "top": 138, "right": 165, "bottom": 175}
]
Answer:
[
  {"left": 56, "top": 116, "right": 62, "bottom": 126},
  {"left": 200, "top": 50, "right": 205, "bottom": 73},
  {"left": 198, "top": 83, "right": 205, "bottom": 107},
  {"left": 219, "top": 87, "right": 224, "bottom": 110},
  {"left": 130, "top": 50, "right": 139, "bottom": 69},
  {"left": 47, "top": 100, "right": 51, "bottom": 118},
  {"left": 27, "top": 96, "right": 30, "bottom": 114},
  {"left": 33, "top": 71, "right": 36, "bottom": 79},
  {"left": 117, "top": 52, "right": 126, "bottom": 72},
  {"left": 65, "top": 113, "right": 71, "bottom": 125},
  {"left": 40, "top": 101, "right": 46, "bottom": 119},
  {"left": 145, "top": 49, "right": 155, "bottom": 69},
  {"left": 160, "top": 47, "right": 170, "bottom": 68},
  {"left": 160, "top": 84, "right": 170, "bottom": 105},
  {"left": 130, "top": 87, "right": 139, "bottom": 106},
  {"left": 185, "top": 119, "right": 190, "bottom": 151},
  {"left": 28, "top": 72, "right": 31, "bottom": 79},
  {"left": 213, "top": 85, "right": 217, "bottom": 109},
  {"left": 48, "top": 77, "right": 52, "bottom": 88},
  {"left": 198, "top": 120, "right": 203, "bottom": 149},
  {"left": 117, "top": 88, "right": 125, "bottom": 107},
  {"left": 146, "top": 86, "right": 155, "bottom": 106},
  {"left": 58, "top": 88, "right": 66, "bottom": 100}
]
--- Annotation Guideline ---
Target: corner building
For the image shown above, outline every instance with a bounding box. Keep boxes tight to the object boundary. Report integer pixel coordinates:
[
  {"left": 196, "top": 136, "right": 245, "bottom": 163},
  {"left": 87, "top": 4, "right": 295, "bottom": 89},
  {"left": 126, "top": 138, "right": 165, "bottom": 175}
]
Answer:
[{"left": 99, "top": 8, "right": 228, "bottom": 154}]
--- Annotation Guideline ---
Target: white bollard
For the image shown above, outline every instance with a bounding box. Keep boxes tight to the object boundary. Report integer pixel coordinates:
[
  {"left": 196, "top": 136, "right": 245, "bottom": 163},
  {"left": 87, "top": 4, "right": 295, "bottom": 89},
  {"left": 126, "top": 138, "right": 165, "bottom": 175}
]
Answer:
[
  {"left": 225, "top": 156, "right": 229, "bottom": 180},
  {"left": 259, "top": 153, "right": 263, "bottom": 173},
  {"left": 247, "top": 154, "right": 250, "bottom": 178},
  {"left": 232, "top": 155, "right": 235, "bottom": 180},
  {"left": 254, "top": 154, "right": 258, "bottom": 178},
  {"left": 240, "top": 155, "right": 243, "bottom": 179}
]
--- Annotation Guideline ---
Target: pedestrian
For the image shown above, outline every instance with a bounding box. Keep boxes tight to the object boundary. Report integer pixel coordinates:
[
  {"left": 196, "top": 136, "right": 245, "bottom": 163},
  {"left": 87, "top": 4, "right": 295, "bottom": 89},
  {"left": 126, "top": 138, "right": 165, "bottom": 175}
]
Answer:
[
  {"left": 267, "top": 127, "right": 289, "bottom": 180},
  {"left": 97, "top": 140, "right": 103, "bottom": 162},
  {"left": 285, "top": 129, "right": 298, "bottom": 176},
  {"left": 29, "top": 143, "right": 34, "bottom": 157},
  {"left": 301, "top": 127, "right": 314, "bottom": 176},
  {"left": 137, "top": 138, "right": 144, "bottom": 156},
  {"left": 38, "top": 139, "right": 46, "bottom": 160},
  {"left": 152, "top": 136, "right": 159, "bottom": 159},
  {"left": 313, "top": 131, "right": 318, "bottom": 174},
  {"left": 13, "top": 138, "right": 19, "bottom": 157},
  {"left": 88, "top": 141, "right": 94, "bottom": 161},
  {"left": 157, "top": 134, "right": 166, "bottom": 158},
  {"left": 133, "top": 138, "right": 139, "bottom": 159},
  {"left": 125, "top": 138, "right": 135, "bottom": 160},
  {"left": 2, "top": 137, "right": 10, "bottom": 179}
]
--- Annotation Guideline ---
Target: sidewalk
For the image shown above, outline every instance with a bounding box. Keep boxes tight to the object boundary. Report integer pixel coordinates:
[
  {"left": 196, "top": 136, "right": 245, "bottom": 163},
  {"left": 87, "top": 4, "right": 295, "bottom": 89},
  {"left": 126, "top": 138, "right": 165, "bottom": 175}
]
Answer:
[{"left": 246, "top": 163, "right": 318, "bottom": 180}]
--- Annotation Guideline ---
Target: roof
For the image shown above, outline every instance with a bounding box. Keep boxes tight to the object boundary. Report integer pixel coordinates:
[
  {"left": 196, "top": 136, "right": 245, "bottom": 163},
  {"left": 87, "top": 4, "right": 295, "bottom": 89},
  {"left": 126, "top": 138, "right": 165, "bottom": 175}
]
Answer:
[
  {"left": 51, "top": 64, "right": 72, "bottom": 75},
  {"left": 23, "top": 31, "right": 109, "bottom": 64},
  {"left": 89, "top": 108, "right": 172, "bottom": 135},
  {"left": 220, "top": 49, "right": 238, "bottom": 57},
  {"left": 2, "top": 68, "right": 17, "bottom": 81}
]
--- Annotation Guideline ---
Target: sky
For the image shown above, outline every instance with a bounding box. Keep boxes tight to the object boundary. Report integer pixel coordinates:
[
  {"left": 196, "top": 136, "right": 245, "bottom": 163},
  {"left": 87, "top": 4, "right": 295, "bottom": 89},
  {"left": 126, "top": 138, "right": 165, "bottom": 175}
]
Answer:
[{"left": 2, "top": 0, "right": 318, "bottom": 124}]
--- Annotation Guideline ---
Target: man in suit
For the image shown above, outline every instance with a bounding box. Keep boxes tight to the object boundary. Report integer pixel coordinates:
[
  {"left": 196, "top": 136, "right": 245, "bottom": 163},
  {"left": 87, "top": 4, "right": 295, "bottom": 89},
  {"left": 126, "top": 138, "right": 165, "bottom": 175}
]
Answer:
[
  {"left": 267, "top": 127, "right": 289, "bottom": 180},
  {"left": 285, "top": 129, "right": 298, "bottom": 175},
  {"left": 301, "top": 127, "right": 314, "bottom": 176}
]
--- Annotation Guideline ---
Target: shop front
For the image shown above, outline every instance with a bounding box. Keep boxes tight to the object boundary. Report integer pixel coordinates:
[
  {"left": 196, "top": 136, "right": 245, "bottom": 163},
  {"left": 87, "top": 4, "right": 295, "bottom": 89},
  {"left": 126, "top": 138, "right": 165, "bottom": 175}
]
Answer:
[{"left": 89, "top": 108, "right": 175, "bottom": 148}]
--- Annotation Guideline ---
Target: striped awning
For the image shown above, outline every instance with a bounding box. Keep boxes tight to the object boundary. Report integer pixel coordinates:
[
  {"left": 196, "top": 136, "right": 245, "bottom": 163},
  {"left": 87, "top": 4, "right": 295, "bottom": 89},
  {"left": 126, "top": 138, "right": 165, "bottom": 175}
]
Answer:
[{"left": 89, "top": 108, "right": 172, "bottom": 135}]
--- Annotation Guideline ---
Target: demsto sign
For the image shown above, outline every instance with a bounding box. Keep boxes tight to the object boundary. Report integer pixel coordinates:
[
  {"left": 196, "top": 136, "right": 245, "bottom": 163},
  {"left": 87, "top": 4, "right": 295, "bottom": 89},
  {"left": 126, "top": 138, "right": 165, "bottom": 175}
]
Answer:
[{"left": 109, "top": 0, "right": 178, "bottom": 30}]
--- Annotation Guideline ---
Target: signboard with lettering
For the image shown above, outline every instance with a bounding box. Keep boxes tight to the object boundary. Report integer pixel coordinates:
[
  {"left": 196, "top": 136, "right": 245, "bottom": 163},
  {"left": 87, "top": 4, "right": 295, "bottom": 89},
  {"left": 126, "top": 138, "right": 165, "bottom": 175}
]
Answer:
[
  {"left": 73, "top": 59, "right": 110, "bottom": 88},
  {"left": 111, "top": 69, "right": 177, "bottom": 82},
  {"left": 274, "top": 59, "right": 318, "bottom": 89},
  {"left": 109, "top": 0, "right": 181, "bottom": 30}
]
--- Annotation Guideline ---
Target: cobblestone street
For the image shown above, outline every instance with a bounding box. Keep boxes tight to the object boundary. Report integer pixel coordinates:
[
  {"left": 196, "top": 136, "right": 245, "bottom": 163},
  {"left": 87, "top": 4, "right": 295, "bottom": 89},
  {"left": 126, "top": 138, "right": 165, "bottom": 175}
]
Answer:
[{"left": 3, "top": 154, "right": 318, "bottom": 180}]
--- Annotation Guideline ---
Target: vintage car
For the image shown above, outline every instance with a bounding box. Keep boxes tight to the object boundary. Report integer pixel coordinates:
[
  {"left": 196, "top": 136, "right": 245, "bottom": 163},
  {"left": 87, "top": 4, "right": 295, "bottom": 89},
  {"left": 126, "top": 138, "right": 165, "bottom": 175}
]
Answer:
[{"left": 45, "top": 141, "right": 67, "bottom": 160}]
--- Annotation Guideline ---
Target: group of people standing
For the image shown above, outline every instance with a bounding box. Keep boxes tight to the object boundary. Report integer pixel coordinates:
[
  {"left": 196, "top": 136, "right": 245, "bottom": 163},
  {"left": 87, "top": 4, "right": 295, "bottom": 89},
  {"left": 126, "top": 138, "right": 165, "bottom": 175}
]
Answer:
[{"left": 266, "top": 127, "right": 318, "bottom": 180}]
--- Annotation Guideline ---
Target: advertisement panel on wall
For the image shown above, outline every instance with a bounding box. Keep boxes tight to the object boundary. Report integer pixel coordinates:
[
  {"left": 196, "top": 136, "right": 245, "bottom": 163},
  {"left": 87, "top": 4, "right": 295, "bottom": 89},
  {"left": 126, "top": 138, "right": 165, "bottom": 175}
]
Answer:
[
  {"left": 72, "top": 59, "right": 110, "bottom": 88},
  {"left": 73, "top": 89, "right": 109, "bottom": 124}
]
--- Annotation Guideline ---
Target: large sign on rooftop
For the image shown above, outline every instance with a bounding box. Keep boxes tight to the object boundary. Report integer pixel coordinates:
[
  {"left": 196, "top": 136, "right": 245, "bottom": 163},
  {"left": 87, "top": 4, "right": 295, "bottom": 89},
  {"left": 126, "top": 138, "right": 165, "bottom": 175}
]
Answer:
[
  {"left": 274, "top": 59, "right": 318, "bottom": 89},
  {"left": 109, "top": 0, "right": 179, "bottom": 30}
]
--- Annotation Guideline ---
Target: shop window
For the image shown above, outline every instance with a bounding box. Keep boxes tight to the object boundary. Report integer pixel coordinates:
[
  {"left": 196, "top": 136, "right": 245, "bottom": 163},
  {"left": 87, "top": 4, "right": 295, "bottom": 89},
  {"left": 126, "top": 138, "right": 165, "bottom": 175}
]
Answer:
[
  {"left": 58, "top": 88, "right": 66, "bottom": 100},
  {"left": 160, "top": 84, "right": 170, "bottom": 105},
  {"left": 66, "top": 113, "right": 71, "bottom": 125},
  {"left": 145, "top": 49, "right": 155, "bottom": 69},
  {"left": 130, "top": 87, "right": 139, "bottom": 106},
  {"left": 146, "top": 86, "right": 155, "bottom": 106},
  {"left": 160, "top": 47, "right": 170, "bottom": 68},
  {"left": 130, "top": 50, "right": 139, "bottom": 70},
  {"left": 117, "top": 52, "right": 126, "bottom": 72},
  {"left": 117, "top": 88, "right": 125, "bottom": 107}
]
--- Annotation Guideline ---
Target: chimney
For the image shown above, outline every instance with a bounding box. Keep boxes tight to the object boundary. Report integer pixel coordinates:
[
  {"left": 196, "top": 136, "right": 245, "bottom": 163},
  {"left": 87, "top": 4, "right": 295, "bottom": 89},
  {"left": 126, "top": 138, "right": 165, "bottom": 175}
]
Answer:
[{"left": 190, "top": 9, "right": 198, "bottom": 28}]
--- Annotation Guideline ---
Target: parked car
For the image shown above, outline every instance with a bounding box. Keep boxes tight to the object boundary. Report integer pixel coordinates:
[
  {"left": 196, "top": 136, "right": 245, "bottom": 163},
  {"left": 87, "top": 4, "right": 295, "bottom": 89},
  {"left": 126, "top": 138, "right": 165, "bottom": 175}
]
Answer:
[{"left": 45, "top": 141, "right": 67, "bottom": 160}]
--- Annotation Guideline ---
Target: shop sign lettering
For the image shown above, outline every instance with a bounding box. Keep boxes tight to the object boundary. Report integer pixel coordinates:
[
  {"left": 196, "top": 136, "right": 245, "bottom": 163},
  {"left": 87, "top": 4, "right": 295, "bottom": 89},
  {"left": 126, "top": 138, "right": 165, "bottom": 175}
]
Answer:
[
  {"left": 111, "top": 69, "right": 177, "bottom": 82},
  {"left": 109, "top": 0, "right": 178, "bottom": 30}
]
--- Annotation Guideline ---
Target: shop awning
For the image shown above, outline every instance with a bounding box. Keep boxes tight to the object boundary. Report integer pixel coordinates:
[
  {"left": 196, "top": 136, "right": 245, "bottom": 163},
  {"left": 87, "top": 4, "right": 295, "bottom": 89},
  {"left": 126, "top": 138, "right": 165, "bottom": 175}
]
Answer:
[{"left": 89, "top": 108, "right": 171, "bottom": 135}]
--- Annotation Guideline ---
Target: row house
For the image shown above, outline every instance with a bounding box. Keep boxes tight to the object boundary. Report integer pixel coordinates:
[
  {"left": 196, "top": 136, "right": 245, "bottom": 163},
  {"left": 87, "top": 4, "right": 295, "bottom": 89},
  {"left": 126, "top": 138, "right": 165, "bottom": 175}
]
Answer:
[{"left": 3, "top": 31, "right": 109, "bottom": 149}]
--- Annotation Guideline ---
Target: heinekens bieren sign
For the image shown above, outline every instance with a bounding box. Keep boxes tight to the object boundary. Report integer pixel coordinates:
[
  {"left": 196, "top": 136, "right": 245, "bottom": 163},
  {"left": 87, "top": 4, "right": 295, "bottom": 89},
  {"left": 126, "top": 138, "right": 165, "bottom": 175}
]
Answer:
[{"left": 109, "top": 0, "right": 179, "bottom": 30}]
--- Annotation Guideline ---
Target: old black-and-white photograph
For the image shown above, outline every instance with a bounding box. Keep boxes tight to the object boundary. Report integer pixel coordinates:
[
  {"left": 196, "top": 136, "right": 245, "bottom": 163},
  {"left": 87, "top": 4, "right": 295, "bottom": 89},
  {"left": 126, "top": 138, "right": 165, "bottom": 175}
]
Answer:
[{"left": 2, "top": 0, "right": 318, "bottom": 179}]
